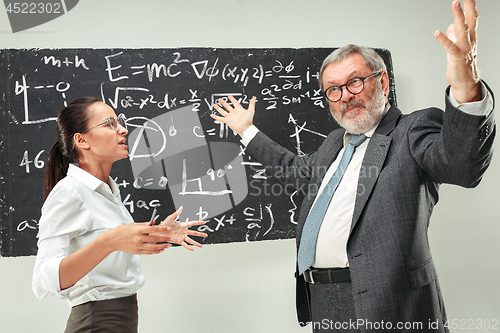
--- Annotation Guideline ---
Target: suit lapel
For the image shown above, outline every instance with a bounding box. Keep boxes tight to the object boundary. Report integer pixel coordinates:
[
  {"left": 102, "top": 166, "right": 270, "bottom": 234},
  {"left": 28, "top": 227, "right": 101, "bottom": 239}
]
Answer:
[
  {"left": 350, "top": 135, "right": 391, "bottom": 233},
  {"left": 350, "top": 105, "right": 401, "bottom": 234}
]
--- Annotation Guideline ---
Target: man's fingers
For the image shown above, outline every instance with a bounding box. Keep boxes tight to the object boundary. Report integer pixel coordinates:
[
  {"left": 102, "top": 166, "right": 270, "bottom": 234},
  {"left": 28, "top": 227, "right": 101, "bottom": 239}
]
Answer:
[
  {"left": 227, "top": 95, "right": 240, "bottom": 107},
  {"left": 210, "top": 112, "right": 225, "bottom": 123},
  {"left": 213, "top": 103, "right": 229, "bottom": 116},
  {"left": 248, "top": 96, "right": 257, "bottom": 112},
  {"left": 463, "top": 0, "right": 478, "bottom": 43},
  {"left": 446, "top": 23, "right": 458, "bottom": 44},
  {"left": 436, "top": 1, "right": 479, "bottom": 60},
  {"left": 451, "top": 0, "right": 468, "bottom": 40},
  {"left": 231, "top": 95, "right": 257, "bottom": 113},
  {"left": 435, "top": 29, "right": 456, "bottom": 54},
  {"left": 213, "top": 95, "right": 256, "bottom": 115},
  {"left": 452, "top": 0, "right": 478, "bottom": 46},
  {"left": 218, "top": 97, "right": 234, "bottom": 111}
]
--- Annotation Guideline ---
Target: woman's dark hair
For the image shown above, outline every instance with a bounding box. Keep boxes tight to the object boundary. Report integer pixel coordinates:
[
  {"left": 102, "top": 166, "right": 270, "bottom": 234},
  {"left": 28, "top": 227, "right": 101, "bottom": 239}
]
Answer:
[{"left": 44, "top": 97, "right": 101, "bottom": 199}]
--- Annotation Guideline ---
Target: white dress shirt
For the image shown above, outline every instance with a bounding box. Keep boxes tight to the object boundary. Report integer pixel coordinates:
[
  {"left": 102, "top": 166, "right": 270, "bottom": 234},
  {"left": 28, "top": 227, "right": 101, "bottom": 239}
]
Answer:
[
  {"left": 241, "top": 83, "right": 492, "bottom": 268},
  {"left": 312, "top": 126, "right": 376, "bottom": 267},
  {"left": 32, "top": 164, "right": 145, "bottom": 308}
]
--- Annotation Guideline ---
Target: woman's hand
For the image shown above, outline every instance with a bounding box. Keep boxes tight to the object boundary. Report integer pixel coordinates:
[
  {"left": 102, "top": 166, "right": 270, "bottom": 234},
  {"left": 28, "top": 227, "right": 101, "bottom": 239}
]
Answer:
[
  {"left": 59, "top": 223, "right": 173, "bottom": 290},
  {"left": 159, "top": 207, "right": 208, "bottom": 251},
  {"left": 104, "top": 223, "right": 174, "bottom": 255}
]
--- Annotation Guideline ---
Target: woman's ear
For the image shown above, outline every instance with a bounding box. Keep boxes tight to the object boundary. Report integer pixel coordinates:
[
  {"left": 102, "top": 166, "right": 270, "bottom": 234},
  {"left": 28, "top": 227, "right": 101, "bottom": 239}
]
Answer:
[{"left": 73, "top": 133, "right": 90, "bottom": 151}]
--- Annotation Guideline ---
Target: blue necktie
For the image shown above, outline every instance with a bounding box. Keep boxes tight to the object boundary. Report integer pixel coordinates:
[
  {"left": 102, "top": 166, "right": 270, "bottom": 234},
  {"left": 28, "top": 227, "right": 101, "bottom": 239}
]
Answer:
[{"left": 297, "top": 134, "right": 367, "bottom": 275}]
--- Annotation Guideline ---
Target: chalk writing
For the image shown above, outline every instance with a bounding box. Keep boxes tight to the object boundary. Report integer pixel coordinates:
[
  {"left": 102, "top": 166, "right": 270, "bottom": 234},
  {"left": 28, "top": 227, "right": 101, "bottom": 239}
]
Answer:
[{"left": 19, "top": 149, "right": 45, "bottom": 173}]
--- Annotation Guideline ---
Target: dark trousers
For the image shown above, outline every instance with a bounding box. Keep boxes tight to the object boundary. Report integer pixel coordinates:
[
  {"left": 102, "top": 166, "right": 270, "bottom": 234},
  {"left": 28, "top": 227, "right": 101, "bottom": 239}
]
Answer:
[
  {"left": 64, "top": 294, "right": 138, "bottom": 333},
  {"left": 309, "top": 282, "right": 360, "bottom": 333}
]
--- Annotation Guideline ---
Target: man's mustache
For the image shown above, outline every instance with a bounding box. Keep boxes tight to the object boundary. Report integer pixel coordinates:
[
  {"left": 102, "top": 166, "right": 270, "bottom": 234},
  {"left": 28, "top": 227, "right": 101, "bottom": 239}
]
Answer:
[{"left": 340, "top": 99, "right": 366, "bottom": 116}]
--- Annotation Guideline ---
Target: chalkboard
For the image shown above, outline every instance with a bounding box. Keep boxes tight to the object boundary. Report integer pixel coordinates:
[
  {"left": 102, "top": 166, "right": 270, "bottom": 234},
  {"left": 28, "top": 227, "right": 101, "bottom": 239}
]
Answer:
[{"left": 0, "top": 47, "right": 396, "bottom": 257}]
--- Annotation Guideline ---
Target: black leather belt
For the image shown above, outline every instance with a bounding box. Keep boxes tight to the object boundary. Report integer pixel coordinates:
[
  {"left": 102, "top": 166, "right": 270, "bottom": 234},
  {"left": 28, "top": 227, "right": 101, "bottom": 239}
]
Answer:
[{"left": 303, "top": 267, "right": 351, "bottom": 284}]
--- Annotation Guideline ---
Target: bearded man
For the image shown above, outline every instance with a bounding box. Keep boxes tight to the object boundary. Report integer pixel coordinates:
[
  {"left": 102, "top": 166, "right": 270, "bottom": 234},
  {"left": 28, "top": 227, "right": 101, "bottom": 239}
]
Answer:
[{"left": 211, "top": 1, "right": 495, "bottom": 332}]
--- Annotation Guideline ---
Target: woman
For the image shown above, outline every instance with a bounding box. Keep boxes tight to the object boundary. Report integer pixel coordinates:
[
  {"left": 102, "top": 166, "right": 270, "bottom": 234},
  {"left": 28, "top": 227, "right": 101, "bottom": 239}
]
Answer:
[{"left": 32, "top": 97, "right": 207, "bottom": 332}]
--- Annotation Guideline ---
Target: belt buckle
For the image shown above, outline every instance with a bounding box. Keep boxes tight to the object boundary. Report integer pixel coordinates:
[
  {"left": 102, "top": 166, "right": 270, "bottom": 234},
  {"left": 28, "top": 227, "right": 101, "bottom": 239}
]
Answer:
[{"left": 306, "top": 269, "right": 315, "bottom": 284}]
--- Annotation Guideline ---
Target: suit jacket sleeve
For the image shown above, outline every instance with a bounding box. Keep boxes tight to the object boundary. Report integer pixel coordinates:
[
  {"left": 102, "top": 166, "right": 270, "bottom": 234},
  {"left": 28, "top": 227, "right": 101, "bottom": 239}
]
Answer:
[
  {"left": 245, "top": 131, "right": 319, "bottom": 191},
  {"left": 408, "top": 84, "right": 495, "bottom": 188}
]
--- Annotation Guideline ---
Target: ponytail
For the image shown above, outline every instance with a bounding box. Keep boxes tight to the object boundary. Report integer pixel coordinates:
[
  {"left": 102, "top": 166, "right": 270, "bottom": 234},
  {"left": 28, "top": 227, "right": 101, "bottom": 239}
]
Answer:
[
  {"left": 44, "top": 141, "right": 72, "bottom": 199},
  {"left": 44, "top": 97, "right": 101, "bottom": 199}
]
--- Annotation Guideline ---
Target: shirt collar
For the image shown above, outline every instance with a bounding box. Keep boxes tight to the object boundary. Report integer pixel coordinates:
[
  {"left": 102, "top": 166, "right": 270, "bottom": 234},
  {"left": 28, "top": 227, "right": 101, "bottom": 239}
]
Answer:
[{"left": 67, "top": 164, "right": 119, "bottom": 199}]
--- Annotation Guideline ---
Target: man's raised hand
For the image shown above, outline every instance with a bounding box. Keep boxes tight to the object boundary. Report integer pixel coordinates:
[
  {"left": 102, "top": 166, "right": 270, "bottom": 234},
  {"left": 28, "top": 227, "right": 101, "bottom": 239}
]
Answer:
[
  {"left": 211, "top": 95, "right": 257, "bottom": 137},
  {"left": 435, "top": 0, "right": 481, "bottom": 103}
]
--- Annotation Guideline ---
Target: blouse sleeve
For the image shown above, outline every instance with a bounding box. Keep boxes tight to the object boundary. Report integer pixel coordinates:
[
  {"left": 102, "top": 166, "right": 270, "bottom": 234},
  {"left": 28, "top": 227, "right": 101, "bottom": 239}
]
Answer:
[{"left": 32, "top": 182, "right": 91, "bottom": 300}]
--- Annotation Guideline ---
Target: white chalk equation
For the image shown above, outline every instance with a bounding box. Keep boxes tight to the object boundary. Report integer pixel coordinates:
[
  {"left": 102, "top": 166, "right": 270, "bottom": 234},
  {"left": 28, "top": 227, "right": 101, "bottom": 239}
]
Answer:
[{"left": 10, "top": 49, "right": 329, "bottom": 125}]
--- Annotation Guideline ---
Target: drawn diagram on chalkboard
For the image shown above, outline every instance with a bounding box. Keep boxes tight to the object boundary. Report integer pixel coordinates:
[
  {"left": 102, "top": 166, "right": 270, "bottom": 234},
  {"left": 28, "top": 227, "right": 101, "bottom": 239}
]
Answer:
[
  {"left": 288, "top": 113, "right": 327, "bottom": 156},
  {"left": 15, "top": 75, "right": 70, "bottom": 124},
  {"left": 127, "top": 104, "right": 248, "bottom": 221}
]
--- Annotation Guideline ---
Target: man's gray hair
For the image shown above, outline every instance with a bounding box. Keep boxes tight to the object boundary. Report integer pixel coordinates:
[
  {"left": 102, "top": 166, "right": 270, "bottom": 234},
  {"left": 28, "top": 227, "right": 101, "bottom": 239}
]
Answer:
[{"left": 319, "top": 44, "right": 387, "bottom": 91}]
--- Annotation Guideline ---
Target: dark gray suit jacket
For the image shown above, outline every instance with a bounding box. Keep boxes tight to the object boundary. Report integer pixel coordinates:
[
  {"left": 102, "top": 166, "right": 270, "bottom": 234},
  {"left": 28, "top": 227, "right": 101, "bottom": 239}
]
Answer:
[{"left": 245, "top": 85, "right": 495, "bottom": 332}]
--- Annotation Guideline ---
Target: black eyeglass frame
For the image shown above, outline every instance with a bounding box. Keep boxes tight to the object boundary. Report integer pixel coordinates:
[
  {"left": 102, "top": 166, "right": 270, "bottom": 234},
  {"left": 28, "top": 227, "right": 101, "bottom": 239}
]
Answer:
[
  {"left": 323, "top": 71, "right": 383, "bottom": 102},
  {"left": 80, "top": 113, "right": 127, "bottom": 134}
]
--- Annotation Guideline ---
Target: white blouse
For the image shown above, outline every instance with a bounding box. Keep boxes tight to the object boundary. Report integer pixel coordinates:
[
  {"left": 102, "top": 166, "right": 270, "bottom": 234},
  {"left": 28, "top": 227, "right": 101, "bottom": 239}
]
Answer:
[{"left": 32, "top": 164, "right": 145, "bottom": 308}]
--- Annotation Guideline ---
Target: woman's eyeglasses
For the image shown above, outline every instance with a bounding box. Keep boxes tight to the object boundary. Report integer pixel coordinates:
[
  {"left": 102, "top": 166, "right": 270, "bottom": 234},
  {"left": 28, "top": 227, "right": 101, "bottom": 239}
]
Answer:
[{"left": 81, "top": 114, "right": 127, "bottom": 134}]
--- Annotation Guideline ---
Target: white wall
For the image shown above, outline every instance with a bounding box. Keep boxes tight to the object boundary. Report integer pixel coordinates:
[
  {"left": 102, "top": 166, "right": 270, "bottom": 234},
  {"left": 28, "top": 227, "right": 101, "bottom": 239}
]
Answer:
[{"left": 1, "top": 1, "right": 499, "bottom": 332}]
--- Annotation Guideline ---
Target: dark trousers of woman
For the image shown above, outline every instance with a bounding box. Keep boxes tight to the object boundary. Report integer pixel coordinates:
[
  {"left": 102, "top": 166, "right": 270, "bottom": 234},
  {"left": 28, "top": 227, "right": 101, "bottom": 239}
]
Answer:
[{"left": 64, "top": 294, "right": 138, "bottom": 333}]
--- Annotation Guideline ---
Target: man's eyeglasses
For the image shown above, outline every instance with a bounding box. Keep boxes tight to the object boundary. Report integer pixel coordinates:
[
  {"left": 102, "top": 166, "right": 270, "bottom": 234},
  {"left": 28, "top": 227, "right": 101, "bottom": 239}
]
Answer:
[
  {"left": 81, "top": 114, "right": 127, "bottom": 134},
  {"left": 323, "top": 71, "right": 383, "bottom": 102}
]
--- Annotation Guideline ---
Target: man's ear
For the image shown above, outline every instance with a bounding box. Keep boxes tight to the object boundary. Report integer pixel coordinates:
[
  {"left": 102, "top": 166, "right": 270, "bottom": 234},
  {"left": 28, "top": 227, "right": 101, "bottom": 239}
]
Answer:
[
  {"left": 381, "top": 71, "right": 390, "bottom": 97},
  {"left": 73, "top": 133, "right": 90, "bottom": 151}
]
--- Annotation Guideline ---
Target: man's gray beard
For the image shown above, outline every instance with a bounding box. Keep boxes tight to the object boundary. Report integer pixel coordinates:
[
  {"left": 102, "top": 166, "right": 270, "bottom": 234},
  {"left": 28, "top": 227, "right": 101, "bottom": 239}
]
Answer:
[{"left": 331, "top": 87, "right": 387, "bottom": 135}]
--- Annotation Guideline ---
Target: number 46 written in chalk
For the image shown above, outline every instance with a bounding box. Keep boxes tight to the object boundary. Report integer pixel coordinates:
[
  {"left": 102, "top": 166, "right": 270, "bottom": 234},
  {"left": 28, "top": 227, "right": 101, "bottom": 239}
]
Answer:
[{"left": 19, "top": 150, "right": 45, "bottom": 173}]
